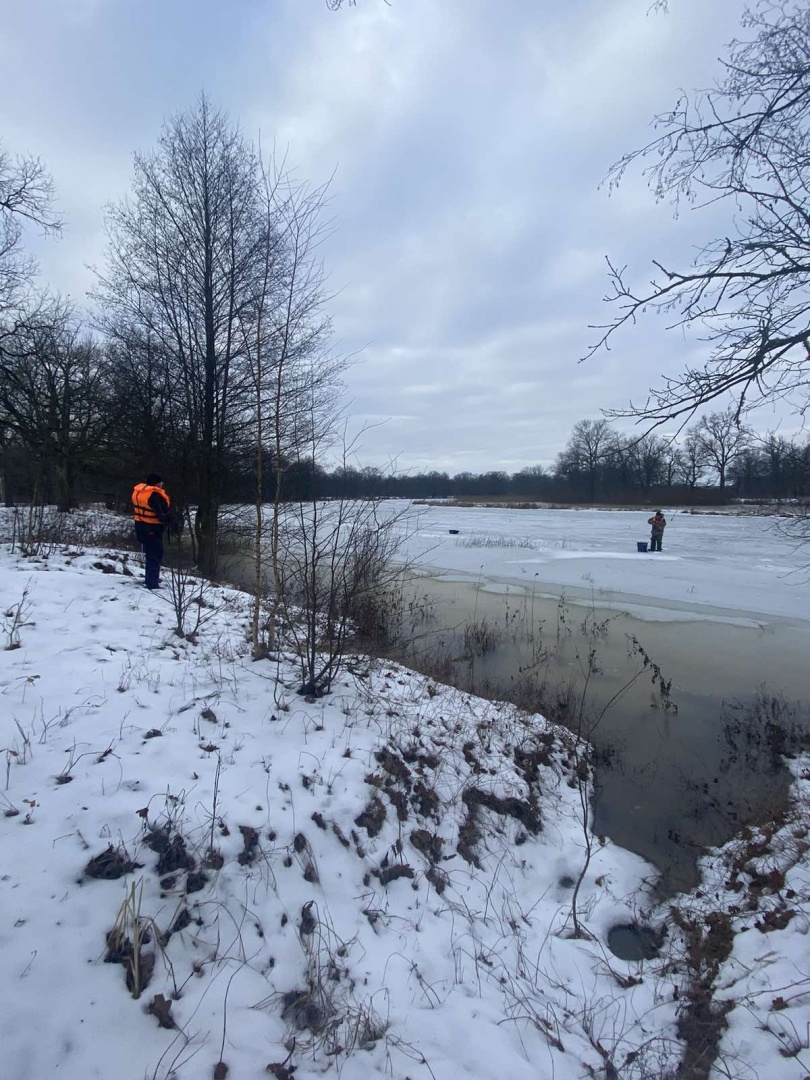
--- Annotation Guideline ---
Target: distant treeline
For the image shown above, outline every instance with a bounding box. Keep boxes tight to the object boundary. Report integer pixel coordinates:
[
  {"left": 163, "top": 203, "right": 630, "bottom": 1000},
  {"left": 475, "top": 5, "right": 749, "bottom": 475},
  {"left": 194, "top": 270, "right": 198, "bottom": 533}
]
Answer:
[
  {"left": 278, "top": 411, "right": 810, "bottom": 505},
  {"left": 6, "top": 410, "right": 804, "bottom": 512}
]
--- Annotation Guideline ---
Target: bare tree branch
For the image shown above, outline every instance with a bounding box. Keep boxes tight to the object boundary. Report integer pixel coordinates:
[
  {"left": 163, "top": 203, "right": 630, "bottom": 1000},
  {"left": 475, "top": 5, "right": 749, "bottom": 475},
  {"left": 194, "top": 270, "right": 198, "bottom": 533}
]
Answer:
[{"left": 590, "top": 1, "right": 810, "bottom": 426}]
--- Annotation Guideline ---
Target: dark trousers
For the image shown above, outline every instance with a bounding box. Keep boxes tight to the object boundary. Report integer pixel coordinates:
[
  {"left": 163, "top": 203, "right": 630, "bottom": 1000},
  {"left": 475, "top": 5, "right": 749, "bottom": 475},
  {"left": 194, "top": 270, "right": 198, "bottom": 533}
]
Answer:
[
  {"left": 134, "top": 523, "right": 165, "bottom": 587},
  {"left": 650, "top": 531, "right": 663, "bottom": 552}
]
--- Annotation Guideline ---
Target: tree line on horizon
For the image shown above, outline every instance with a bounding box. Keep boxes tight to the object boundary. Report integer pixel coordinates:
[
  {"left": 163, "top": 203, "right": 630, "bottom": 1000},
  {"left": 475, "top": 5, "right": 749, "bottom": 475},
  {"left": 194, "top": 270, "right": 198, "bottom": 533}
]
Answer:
[{"left": 275, "top": 411, "right": 810, "bottom": 505}]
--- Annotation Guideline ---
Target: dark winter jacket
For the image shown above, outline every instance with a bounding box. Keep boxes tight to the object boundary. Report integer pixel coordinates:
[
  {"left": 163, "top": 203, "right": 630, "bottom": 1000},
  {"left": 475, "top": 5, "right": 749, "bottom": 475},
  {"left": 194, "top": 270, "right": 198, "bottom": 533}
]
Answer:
[{"left": 648, "top": 513, "right": 667, "bottom": 536}]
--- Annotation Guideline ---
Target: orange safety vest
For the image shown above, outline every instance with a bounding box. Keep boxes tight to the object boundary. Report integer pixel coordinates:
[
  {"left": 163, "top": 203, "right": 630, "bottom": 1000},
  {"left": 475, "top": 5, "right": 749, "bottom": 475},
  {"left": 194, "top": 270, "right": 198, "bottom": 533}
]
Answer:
[{"left": 132, "top": 483, "right": 171, "bottom": 526}]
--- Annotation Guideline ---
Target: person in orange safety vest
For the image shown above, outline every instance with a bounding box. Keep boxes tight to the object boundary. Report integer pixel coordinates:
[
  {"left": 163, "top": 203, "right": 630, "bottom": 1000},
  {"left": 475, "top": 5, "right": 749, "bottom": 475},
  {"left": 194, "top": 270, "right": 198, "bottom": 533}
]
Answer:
[{"left": 132, "top": 473, "right": 172, "bottom": 589}]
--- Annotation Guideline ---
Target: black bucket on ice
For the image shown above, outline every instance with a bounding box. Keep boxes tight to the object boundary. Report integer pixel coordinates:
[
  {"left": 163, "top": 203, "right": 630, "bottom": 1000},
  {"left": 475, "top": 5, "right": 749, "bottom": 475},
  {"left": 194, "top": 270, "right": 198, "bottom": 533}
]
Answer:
[{"left": 637, "top": 541, "right": 648, "bottom": 553}]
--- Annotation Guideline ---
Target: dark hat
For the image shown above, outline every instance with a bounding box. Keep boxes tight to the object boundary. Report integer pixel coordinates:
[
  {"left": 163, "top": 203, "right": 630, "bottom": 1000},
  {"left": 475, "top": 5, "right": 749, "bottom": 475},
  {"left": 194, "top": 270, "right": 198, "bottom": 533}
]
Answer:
[{"left": 146, "top": 472, "right": 162, "bottom": 485}]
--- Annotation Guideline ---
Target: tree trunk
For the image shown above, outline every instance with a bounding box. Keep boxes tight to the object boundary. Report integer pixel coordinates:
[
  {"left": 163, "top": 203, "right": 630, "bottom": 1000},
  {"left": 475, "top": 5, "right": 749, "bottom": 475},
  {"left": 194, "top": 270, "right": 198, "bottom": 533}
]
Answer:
[
  {"left": 195, "top": 496, "right": 219, "bottom": 578},
  {"left": 0, "top": 464, "right": 13, "bottom": 507},
  {"left": 54, "top": 455, "right": 76, "bottom": 512}
]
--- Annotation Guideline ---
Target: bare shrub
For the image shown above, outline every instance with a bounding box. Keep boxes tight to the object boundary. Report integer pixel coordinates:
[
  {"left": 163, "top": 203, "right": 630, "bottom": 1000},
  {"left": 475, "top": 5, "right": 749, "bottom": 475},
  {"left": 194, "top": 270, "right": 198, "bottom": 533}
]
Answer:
[
  {"left": 164, "top": 534, "right": 221, "bottom": 641},
  {"left": 260, "top": 901, "right": 389, "bottom": 1067},
  {"left": 462, "top": 616, "right": 500, "bottom": 659},
  {"left": 721, "top": 691, "right": 810, "bottom": 773},
  {"left": 105, "top": 878, "right": 155, "bottom": 999},
  {"left": 4, "top": 504, "right": 135, "bottom": 554},
  {"left": 454, "top": 533, "right": 537, "bottom": 549},
  {"left": 9, "top": 503, "right": 45, "bottom": 555},
  {"left": 2, "top": 581, "right": 33, "bottom": 649},
  {"left": 277, "top": 499, "right": 412, "bottom": 696}
]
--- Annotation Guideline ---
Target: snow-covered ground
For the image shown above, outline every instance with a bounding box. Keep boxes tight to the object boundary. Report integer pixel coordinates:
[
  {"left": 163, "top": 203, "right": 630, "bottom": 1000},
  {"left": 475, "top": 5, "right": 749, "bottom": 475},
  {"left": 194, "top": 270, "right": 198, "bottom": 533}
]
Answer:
[
  {"left": 1, "top": 513, "right": 809, "bottom": 1079},
  {"left": 389, "top": 503, "right": 809, "bottom": 625}
]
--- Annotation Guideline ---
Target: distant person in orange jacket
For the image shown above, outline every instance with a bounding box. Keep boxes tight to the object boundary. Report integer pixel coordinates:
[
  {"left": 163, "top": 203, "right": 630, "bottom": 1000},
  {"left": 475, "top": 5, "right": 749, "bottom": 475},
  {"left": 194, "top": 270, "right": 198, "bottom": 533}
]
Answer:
[
  {"left": 648, "top": 510, "right": 667, "bottom": 552},
  {"left": 132, "top": 473, "right": 172, "bottom": 589}
]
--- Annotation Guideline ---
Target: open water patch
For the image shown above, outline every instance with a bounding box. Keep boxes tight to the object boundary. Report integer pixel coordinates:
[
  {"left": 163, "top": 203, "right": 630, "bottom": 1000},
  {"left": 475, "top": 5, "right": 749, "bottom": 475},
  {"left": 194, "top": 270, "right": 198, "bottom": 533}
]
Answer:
[
  {"left": 607, "top": 923, "right": 664, "bottom": 961},
  {"left": 385, "top": 573, "right": 810, "bottom": 896}
]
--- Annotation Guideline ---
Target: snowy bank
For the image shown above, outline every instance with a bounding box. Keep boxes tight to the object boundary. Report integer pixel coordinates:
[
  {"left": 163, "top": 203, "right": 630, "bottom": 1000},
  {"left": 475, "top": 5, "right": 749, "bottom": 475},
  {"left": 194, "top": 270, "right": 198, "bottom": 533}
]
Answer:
[{"left": 0, "top": 528, "right": 807, "bottom": 1079}]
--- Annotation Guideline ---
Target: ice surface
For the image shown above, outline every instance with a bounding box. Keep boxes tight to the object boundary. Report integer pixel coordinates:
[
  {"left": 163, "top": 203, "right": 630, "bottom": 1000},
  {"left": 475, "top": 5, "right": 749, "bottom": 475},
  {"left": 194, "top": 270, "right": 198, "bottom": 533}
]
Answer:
[{"left": 391, "top": 503, "right": 809, "bottom": 624}]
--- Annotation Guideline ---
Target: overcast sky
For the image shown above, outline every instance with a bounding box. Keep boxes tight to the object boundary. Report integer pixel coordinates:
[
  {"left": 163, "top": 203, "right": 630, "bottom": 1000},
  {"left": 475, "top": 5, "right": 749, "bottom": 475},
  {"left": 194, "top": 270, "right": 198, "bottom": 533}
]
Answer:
[{"left": 1, "top": 0, "right": 797, "bottom": 473}]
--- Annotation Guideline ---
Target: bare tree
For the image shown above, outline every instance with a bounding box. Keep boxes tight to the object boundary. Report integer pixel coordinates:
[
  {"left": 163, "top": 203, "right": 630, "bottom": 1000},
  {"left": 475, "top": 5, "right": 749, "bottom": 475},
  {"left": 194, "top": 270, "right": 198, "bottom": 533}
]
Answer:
[
  {"left": 276, "top": 435, "right": 408, "bottom": 697},
  {"left": 554, "top": 418, "right": 614, "bottom": 500},
  {"left": 235, "top": 151, "right": 341, "bottom": 657},
  {"left": 728, "top": 446, "right": 765, "bottom": 495},
  {"left": 592, "top": 2, "right": 810, "bottom": 426},
  {"left": 96, "top": 97, "right": 265, "bottom": 575},
  {"left": 661, "top": 438, "right": 682, "bottom": 487},
  {"left": 759, "top": 432, "right": 795, "bottom": 497},
  {"left": 102, "top": 323, "right": 192, "bottom": 502},
  {"left": 693, "top": 409, "right": 751, "bottom": 490},
  {"left": 627, "top": 433, "right": 668, "bottom": 497},
  {"left": 676, "top": 430, "right": 709, "bottom": 489},
  {"left": 0, "top": 302, "right": 113, "bottom": 510},
  {"left": 0, "top": 144, "right": 59, "bottom": 319}
]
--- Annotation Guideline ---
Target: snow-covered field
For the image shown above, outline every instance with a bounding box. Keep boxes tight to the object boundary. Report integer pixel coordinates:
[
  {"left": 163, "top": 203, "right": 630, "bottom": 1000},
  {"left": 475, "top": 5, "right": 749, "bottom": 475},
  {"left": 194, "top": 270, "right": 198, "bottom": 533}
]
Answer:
[
  {"left": 389, "top": 503, "right": 809, "bottom": 625},
  {"left": 1, "top": 512, "right": 809, "bottom": 1079}
]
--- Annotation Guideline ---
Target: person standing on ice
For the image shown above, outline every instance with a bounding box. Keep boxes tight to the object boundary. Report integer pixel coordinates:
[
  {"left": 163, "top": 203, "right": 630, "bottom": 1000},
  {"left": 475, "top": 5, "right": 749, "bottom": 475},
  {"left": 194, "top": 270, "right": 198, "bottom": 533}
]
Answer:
[
  {"left": 132, "top": 473, "right": 172, "bottom": 589},
  {"left": 647, "top": 510, "right": 667, "bottom": 552}
]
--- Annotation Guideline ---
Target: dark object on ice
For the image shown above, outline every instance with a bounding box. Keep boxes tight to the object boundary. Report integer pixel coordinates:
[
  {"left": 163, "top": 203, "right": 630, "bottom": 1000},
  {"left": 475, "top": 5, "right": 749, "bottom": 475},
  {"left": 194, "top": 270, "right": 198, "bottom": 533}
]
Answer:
[
  {"left": 637, "top": 541, "right": 648, "bottom": 553},
  {"left": 607, "top": 922, "right": 663, "bottom": 960},
  {"left": 448, "top": 528, "right": 459, "bottom": 534}
]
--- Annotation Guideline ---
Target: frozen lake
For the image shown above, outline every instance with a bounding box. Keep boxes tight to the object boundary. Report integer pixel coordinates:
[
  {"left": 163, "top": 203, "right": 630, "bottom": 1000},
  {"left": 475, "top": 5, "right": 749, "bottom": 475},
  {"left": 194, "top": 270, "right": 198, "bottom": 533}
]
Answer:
[
  {"left": 391, "top": 502, "right": 809, "bottom": 626},
  {"left": 385, "top": 502, "right": 810, "bottom": 892}
]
